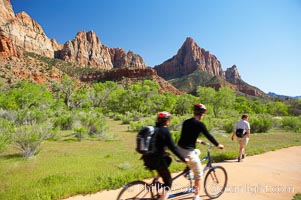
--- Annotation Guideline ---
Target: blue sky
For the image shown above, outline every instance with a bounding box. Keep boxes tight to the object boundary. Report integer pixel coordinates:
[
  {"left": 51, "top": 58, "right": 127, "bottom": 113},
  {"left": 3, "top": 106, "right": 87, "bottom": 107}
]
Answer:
[{"left": 11, "top": 0, "right": 301, "bottom": 96}]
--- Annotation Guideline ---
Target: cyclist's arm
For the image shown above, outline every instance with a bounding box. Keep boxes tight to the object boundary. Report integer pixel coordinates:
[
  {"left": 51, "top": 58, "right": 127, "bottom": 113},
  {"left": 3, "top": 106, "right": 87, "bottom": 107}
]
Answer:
[
  {"left": 164, "top": 130, "right": 186, "bottom": 162},
  {"left": 201, "top": 123, "right": 219, "bottom": 147}
]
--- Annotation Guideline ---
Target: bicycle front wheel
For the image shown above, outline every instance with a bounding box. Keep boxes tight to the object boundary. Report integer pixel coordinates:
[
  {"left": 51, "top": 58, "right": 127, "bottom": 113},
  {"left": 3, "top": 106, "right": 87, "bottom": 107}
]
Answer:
[
  {"left": 204, "top": 166, "right": 228, "bottom": 199},
  {"left": 116, "top": 180, "right": 154, "bottom": 200}
]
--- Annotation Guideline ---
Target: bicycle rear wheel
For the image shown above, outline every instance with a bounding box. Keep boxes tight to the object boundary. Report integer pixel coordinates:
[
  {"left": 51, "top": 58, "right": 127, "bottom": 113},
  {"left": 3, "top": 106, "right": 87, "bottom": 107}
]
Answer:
[
  {"left": 204, "top": 166, "right": 228, "bottom": 199},
  {"left": 116, "top": 180, "right": 154, "bottom": 200}
]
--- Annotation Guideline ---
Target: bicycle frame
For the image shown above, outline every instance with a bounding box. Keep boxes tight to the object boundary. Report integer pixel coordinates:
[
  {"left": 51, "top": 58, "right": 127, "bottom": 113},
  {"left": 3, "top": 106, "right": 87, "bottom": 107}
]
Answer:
[
  {"left": 201, "top": 144, "right": 214, "bottom": 173},
  {"left": 117, "top": 142, "right": 227, "bottom": 200},
  {"left": 164, "top": 144, "right": 214, "bottom": 199}
]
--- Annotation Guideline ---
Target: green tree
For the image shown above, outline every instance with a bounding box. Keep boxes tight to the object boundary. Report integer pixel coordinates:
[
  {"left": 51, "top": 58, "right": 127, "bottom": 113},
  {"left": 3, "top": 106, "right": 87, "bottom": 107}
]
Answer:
[
  {"left": 0, "top": 81, "right": 54, "bottom": 110},
  {"left": 52, "top": 75, "right": 77, "bottom": 109},
  {"left": 235, "top": 96, "right": 253, "bottom": 114},
  {"left": 90, "top": 81, "right": 118, "bottom": 108},
  {"left": 212, "top": 87, "right": 235, "bottom": 117},
  {"left": 267, "top": 101, "right": 288, "bottom": 116},
  {"left": 175, "top": 94, "right": 198, "bottom": 115},
  {"left": 196, "top": 86, "right": 216, "bottom": 105}
]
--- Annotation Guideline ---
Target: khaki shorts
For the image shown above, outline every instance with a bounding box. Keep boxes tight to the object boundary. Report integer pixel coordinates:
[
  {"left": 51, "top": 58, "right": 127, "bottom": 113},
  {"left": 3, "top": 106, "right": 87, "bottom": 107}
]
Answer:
[
  {"left": 237, "top": 135, "right": 249, "bottom": 146},
  {"left": 178, "top": 146, "right": 203, "bottom": 180}
]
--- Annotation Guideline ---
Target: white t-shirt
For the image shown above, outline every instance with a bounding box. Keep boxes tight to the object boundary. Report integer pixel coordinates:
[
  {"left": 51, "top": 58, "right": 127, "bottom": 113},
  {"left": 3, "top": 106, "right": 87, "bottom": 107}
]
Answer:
[{"left": 235, "top": 119, "right": 250, "bottom": 131}]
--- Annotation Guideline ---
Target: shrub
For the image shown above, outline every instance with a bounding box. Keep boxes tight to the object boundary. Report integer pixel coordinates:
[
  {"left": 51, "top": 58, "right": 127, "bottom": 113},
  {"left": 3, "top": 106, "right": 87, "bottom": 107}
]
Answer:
[
  {"left": 249, "top": 114, "right": 273, "bottom": 133},
  {"left": 53, "top": 114, "right": 73, "bottom": 130},
  {"left": 0, "top": 118, "right": 13, "bottom": 152},
  {"left": 129, "top": 117, "right": 155, "bottom": 131},
  {"left": 222, "top": 119, "right": 236, "bottom": 134},
  {"left": 280, "top": 116, "right": 301, "bottom": 133},
  {"left": 120, "top": 111, "right": 144, "bottom": 124},
  {"left": 16, "top": 108, "right": 49, "bottom": 125},
  {"left": 73, "top": 127, "right": 88, "bottom": 141},
  {"left": 72, "top": 110, "right": 109, "bottom": 140},
  {"left": 13, "top": 122, "right": 52, "bottom": 159}
]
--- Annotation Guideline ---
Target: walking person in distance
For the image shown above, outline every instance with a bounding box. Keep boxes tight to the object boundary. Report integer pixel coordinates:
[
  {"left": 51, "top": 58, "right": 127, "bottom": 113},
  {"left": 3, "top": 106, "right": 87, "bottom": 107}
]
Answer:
[{"left": 231, "top": 114, "right": 251, "bottom": 162}]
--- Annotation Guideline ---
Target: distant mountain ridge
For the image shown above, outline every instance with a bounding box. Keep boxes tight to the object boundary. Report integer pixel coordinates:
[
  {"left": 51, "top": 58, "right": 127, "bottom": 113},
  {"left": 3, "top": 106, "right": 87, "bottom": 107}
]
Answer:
[
  {"left": 268, "top": 92, "right": 301, "bottom": 99},
  {"left": 1, "top": 0, "right": 265, "bottom": 96}
]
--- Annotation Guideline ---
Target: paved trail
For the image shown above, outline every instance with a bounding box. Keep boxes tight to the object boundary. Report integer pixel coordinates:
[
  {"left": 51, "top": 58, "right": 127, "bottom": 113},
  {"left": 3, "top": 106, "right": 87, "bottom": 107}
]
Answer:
[{"left": 63, "top": 146, "right": 301, "bottom": 200}]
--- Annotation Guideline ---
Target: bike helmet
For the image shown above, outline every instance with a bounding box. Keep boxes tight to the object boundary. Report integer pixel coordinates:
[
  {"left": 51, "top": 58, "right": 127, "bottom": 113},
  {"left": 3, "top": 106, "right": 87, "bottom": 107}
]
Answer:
[
  {"left": 193, "top": 103, "right": 207, "bottom": 115},
  {"left": 157, "top": 111, "right": 171, "bottom": 124}
]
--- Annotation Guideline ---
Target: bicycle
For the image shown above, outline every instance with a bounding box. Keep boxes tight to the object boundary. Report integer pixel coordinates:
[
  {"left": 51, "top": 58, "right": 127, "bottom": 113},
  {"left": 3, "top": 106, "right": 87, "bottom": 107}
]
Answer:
[{"left": 116, "top": 141, "right": 228, "bottom": 199}]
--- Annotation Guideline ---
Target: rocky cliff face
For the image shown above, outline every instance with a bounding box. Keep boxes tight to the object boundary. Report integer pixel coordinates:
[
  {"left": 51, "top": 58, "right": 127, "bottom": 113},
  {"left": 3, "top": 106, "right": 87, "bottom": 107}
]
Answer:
[
  {"left": 154, "top": 38, "right": 265, "bottom": 96},
  {"left": 0, "top": 27, "right": 21, "bottom": 57},
  {"left": 0, "top": 0, "right": 15, "bottom": 25},
  {"left": 0, "top": 0, "right": 147, "bottom": 71},
  {"left": 110, "top": 48, "right": 146, "bottom": 69},
  {"left": 59, "top": 31, "right": 147, "bottom": 70},
  {"left": 225, "top": 65, "right": 241, "bottom": 84},
  {"left": 0, "top": 0, "right": 62, "bottom": 57},
  {"left": 154, "top": 37, "right": 224, "bottom": 79},
  {"left": 0, "top": 0, "right": 266, "bottom": 96},
  {"left": 59, "top": 31, "right": 113, "bottom": 69}
]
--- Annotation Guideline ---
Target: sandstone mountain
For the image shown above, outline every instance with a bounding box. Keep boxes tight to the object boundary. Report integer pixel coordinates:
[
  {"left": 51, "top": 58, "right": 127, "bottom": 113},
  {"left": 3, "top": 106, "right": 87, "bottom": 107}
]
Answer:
[
  {"left": 154, "top": 37, "right": 265, "bottom": 96},
  {"left": 0, "top": 0, "right": 62, "bottom": 58},
  {"left": 0, "top": 0, "right": 180, "bottom": 94},
  {"left": 0, "top": 0, "right": 265, "bottom": 96},
  {"left": 154, "top": 37, "right": 224, "bottom": 79}
]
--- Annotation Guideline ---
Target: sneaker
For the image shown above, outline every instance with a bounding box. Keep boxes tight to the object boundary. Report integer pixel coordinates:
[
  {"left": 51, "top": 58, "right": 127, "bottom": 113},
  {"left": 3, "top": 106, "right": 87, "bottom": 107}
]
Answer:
[
  {"left": 238, "top": 157, "right": 241, "bottom": 162},
  {"left": 193, "top": 195, "right": 201, "bottom": 200},
  {"left": 242, "top": 154, "right": 245, "bottom": 159}
]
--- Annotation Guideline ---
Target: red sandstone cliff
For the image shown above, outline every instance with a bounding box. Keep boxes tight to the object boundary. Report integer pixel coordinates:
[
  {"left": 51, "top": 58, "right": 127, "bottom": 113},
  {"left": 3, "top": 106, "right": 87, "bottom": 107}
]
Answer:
[{"left": 154, "top": 37, "right": 224, "bottom": 79}]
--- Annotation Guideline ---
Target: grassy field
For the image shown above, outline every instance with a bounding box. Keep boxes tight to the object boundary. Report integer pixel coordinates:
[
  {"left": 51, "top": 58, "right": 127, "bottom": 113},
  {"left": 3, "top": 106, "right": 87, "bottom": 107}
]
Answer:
[{"left": 0, "top": 119, "right": 301, "bottom": 200}]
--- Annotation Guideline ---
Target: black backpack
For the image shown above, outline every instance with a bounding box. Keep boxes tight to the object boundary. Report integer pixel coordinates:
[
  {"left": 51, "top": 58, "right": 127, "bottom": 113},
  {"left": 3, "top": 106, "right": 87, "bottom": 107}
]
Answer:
[
  {"left": 235, "top": 128, "right": 246, "bottom": 138},
  {"left": 136, "top": 126, "right": 158, "bottom": 155}
]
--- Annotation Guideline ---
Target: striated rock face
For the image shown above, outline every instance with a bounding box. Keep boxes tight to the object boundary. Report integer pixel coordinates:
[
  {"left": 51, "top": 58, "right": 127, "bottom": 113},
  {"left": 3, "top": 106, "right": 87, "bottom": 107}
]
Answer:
[
  {"left": 60, "top": 31, "right": 113, "bottom": 69},
  {"left": 225, "top": 65, "right": 241, "bottom": 84},
  {"left": 59, "top": 31, "right": 147, "bottom": 69},
  {"left": 110, "top": 48, "right": 146, "bottom": 69},
  {"left": 154, "top": 37, "right": 224, "bottom": 79},
  {"left": 0, "top": 0, "right": 63, "bottom": 57},
  {"left": 0, "top": 0, "right": 15, "bottom": 25},
  {"left": 0, "top": 27, "right": 21, "bottom": 57}
]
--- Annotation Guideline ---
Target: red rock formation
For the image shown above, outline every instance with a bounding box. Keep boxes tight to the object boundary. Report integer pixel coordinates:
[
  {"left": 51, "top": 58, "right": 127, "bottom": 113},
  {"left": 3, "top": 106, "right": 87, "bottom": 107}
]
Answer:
[
  {"left": 225, "top": 65, "right": 241, "bottom": 84},
  {"left": 60, "top": 31, "right": 113, "bottom": 69},
  {"left": 0, "top": 28, "right": 21, "bottom": 57},
  {"left": 154, "top": 37, "right": 224, "bottom": 79},
  {"left": 0, "top": 0, "right": 63, "bottom": 57},
  {"left": 81, "top": 68, "right": 182, "bottom": 95},
  {"left": 0, "top": 0, "right": 15, "bottom": 25},
  {"left": 110, "top": 48, "right": 146, "bottom": 69}
]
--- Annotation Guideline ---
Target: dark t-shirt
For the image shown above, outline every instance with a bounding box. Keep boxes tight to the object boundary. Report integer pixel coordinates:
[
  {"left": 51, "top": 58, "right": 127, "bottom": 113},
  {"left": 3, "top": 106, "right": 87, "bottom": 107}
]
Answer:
[
  {"left": 153, "top": 126, "right": 186, "bottom": 162},
  {"left": 178, "top": 117, "right": 219, "bottom": 150}
]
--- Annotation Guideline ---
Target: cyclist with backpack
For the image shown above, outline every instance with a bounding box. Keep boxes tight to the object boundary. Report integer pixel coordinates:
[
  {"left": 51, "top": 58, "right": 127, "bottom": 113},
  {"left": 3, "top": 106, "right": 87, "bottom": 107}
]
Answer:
[
  {"left": 141, "top": 111, "right": 188, "bottom": 200},
  {"left": 177, "top": 104, "right": 224, "bottom": 200},
  {"left": 231, "top": 114, "right": 251, "bottom": 162}
]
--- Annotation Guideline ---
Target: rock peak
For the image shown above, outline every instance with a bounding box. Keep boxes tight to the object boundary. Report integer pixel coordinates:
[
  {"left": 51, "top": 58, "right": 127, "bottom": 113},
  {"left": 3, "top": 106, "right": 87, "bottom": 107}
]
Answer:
[
  {"left": 154, "top": 37, "right": 223, "bottom": 79},
  {"left": 225, "top": 65, "right": 241, "bottom": 84}
]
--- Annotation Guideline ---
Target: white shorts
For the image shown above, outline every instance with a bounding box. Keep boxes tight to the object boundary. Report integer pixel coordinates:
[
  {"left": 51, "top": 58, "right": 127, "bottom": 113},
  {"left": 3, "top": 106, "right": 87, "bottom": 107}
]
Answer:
[
  {"left": 237, "top": 135, "right": 249, "bottom": 146},
  {"left": 178, "top": 146, "right": 203, "bottom": 180}
]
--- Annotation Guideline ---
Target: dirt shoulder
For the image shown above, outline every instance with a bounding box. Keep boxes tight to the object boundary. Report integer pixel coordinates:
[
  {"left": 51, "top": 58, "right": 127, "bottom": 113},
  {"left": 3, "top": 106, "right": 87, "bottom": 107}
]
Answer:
[{"left": 63, "top": 146, "right": 301, "bottom": 200}]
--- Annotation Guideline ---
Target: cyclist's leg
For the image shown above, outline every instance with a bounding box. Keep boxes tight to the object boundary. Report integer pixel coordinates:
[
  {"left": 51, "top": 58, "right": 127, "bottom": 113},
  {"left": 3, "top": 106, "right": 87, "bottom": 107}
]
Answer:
[
  {"left": 189, "top": 149, "right": 203, "bottom": 198},
  {"left": 179, "top": 147, "right": 203, "bottom": 198},
  {"left": 155, "top": 156, "right": 172, "bottom": 200}
]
